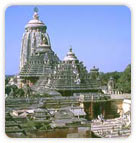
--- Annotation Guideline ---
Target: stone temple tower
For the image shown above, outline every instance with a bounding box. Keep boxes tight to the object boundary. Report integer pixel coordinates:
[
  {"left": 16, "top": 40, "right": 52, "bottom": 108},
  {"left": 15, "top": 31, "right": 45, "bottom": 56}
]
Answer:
[
  {"left": 45, "top": 48, "right": 100, "bottom": 95},
  {"left": 20, "top": 7, "right": 51, "bottom": 70},
  {"left": 107, "top": 77, "right": 115, "bottom": 94},
  {"left": 19, "top": 8, "right": 60, "bottom": 87},
  {"left": 18, "top": 8, "right": 100, "bottom": 94}
]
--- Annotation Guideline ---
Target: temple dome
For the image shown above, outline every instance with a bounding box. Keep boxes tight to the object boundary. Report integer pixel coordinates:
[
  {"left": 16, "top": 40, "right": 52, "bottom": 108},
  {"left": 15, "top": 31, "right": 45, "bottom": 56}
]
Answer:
[
  {"left": 25, "top": 8, "right": 46, "bottom": 29},
  {"left": 63, "top": 48, "right": 77, "bottom": 61}
]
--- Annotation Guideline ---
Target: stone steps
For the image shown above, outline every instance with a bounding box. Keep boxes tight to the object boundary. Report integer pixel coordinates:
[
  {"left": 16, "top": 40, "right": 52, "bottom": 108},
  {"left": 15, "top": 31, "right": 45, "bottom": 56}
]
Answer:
[{"left": 91, "top": 118, "right": 131, "bottom": 138}]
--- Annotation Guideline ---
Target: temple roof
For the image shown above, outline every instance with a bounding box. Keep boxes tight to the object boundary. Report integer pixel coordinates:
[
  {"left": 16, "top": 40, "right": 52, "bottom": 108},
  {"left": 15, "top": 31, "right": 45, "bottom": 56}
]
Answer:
[
  {"left": 19, "top": 8, "right": 101, "bottom": 94},
  {"left": 90, "top": 66, "right": 99, "bottom": 72},
  {"left": 46, "top": 52, "right": 100, "bottom": 91},
  {"left": 25, "top": 7, "right": 46, "bottom": 29},
  {"left": 63, "top": 48, "right": 77, "bottom": 61},
  {"left": 19, "top": 49, "right": 60, "bottom": 77}
]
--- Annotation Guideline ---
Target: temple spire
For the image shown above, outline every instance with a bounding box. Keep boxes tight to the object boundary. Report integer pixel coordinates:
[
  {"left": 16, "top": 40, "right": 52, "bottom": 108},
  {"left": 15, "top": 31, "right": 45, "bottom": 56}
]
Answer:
[
  {"left": 33, "top": 7, "right": 39, "bottom": 20},
  {"left": 34, "top": 7, "right": 38, "bottom": 13},
  {"left": 69, "top": 45, "right": 72, "bottom": 52}
]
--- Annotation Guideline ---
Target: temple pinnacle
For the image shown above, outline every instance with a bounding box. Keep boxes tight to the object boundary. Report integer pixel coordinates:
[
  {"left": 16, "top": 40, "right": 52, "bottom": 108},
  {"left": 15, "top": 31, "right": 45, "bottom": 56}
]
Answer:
[
  {"left": 33, "top": 7, "right": 39, "bottom": 20},
  {"left": 34, "top": 7, "right": 38, "bottom": 13},
  {"left": 69, "top": 45, "right": 72, "bottom": 52}
]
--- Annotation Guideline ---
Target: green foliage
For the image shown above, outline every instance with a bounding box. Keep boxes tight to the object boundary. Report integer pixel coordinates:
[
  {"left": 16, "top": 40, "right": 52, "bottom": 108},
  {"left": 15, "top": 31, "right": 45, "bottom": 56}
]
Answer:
[
  {"left": 5, "top": 86, "right": 11, "bottom": 95},
  {"left": 5, "top": 85, "right": 18, "bottom": 95},
  {"left": 100, "top": 64, "right": 131, "bottom": 93},
  {"left": 5, "top": 77, "right": 10, "bottom": 85},
  {"left": 16, "top": 88, "right": 25, "bottom": 97},
  {"left": 99, "top": 71, "right": 122, "bottom": 86},
  {"left": 116, "top": 64, "right": 131, "bottom": 93},
  {"left": 24, "top": 120, "right": 51, "bottom": 131},
  {"left": 5, "top": 84, "right": 25, "bottom": 97}
]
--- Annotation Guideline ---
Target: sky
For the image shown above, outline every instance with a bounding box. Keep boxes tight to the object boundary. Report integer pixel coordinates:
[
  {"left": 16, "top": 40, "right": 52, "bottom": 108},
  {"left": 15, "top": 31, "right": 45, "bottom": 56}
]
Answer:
[{"left": 5, "top": 5, "right": 131, "bottom": 75}]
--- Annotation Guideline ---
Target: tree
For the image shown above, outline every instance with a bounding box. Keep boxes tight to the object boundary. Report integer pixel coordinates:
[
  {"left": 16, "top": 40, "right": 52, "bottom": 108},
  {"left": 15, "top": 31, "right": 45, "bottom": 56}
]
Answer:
[
  {"left": 99, "top": 64, "right": 131, "bottom": 93},
  {"left": 117, "top": 64, "right": 131, "bottom": 93},
  {"left": 99, "top": 71, "right": 122, "bottom": 86}
]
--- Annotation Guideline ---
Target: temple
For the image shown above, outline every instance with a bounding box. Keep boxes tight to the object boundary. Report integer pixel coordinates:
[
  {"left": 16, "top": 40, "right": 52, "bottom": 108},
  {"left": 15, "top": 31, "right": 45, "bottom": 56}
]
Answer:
[
  {"left": 19, "top": 8, "right": 60, "bottom": 87},
  {"left": 5, "top": 8, "right": 131, "bottom": 138},
  {"left": 45, "top": 48, "right": 100, "bottom": 95},
  {"left": 18, "top": 8, "right": 100, "bottom": 95}
]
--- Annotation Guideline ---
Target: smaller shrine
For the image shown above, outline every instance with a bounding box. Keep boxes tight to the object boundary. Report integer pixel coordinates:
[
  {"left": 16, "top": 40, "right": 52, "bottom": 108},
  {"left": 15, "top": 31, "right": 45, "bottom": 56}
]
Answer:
[
  {"left": 90, "top": 66, "right": 99, "bottom": 80},
  {"left": 45, "top": 48, "right": 100, "bottom": 95}
]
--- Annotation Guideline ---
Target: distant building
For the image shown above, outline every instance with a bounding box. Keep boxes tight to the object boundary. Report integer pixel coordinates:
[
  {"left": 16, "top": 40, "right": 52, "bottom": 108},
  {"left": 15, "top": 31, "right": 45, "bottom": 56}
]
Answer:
[
  {"left": 89, "top": 66, "right": 99, "bottom": 80},
  {"left": 107, "top": 77, "right": 115, "bottom": 94}
]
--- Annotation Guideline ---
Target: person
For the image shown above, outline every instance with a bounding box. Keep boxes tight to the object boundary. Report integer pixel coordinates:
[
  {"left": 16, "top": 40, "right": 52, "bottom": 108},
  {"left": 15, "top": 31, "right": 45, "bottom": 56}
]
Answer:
[{"left": 101, "top": 118, "right": 104, "bottom": 124}]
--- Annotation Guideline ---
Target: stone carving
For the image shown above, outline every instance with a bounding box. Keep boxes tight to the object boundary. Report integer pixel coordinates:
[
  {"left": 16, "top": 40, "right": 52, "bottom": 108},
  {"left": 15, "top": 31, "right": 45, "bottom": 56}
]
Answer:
[
  {"left": 19, "top": 8, "right": 60, "bottom": 78},
  {"left": 20, "top": 8, "right": 51, "bottom": 71}
]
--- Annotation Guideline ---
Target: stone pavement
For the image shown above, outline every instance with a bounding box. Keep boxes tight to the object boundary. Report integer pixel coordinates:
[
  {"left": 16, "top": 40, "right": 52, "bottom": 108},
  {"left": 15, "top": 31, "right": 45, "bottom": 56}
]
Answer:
[{"left": 91, "top": 117, "right": 131, "bottom": 138}]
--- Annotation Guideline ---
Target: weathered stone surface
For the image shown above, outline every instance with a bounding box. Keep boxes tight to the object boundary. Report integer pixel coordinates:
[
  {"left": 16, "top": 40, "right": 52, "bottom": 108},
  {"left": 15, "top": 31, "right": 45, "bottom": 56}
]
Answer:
[
  {"left": 18, "top": 8, "right": 100, "bottom": 95},
  {"left": 44, "top": 48, "right": 100, "bottom": 94},
  {"left": 19, "top": 8, "right": 60, "bottom": 79}
]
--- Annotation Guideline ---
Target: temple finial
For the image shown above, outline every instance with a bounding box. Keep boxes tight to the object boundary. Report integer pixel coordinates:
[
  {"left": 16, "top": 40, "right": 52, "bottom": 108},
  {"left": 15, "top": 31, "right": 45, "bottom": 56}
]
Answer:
[
  {"left": 34, "top": 7, "right": 38, "bottom": 13},
  {"left": 33, "top": 7, "right": 39, "bottom": 20},
  {"left": 69, "top": 45, "right": 72, "bottom": 52}
]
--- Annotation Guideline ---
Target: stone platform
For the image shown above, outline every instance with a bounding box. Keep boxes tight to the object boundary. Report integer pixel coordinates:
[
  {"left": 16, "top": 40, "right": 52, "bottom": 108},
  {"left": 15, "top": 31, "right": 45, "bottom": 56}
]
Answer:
[{"left": 91, "top": 117, "right": 131, "bottom": 138}]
